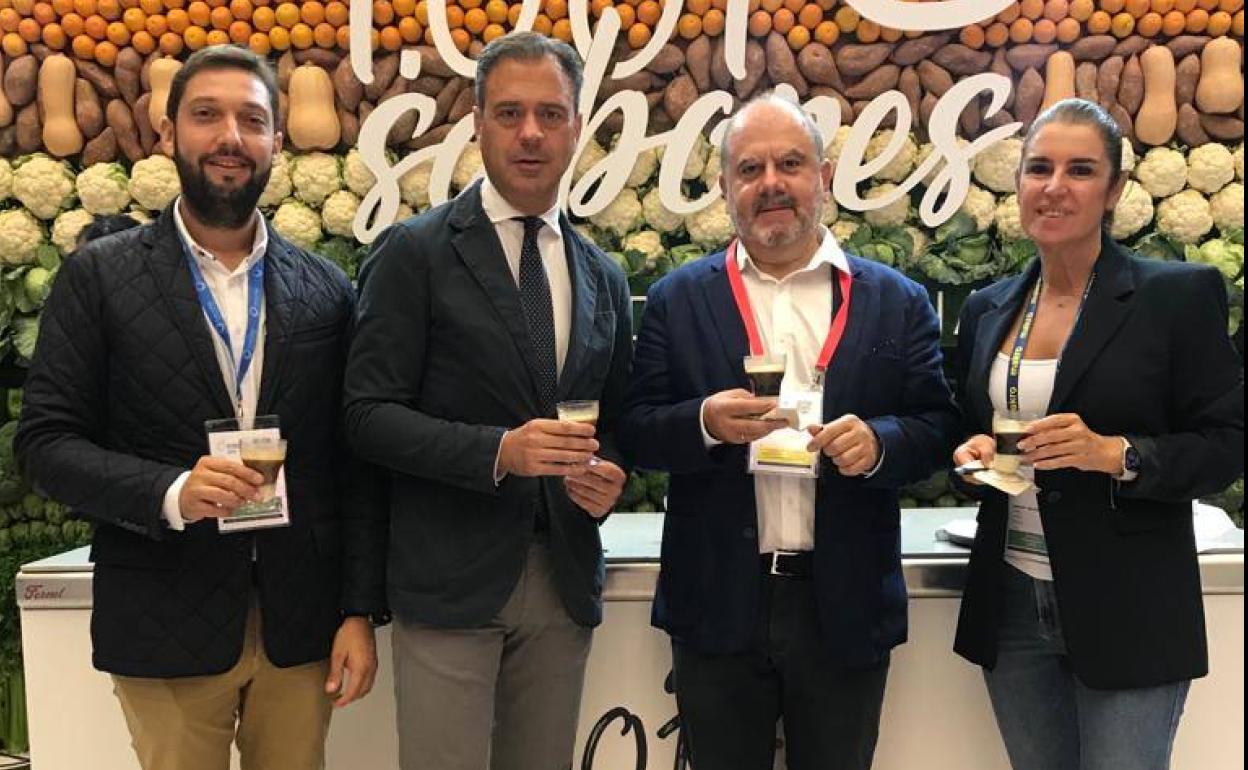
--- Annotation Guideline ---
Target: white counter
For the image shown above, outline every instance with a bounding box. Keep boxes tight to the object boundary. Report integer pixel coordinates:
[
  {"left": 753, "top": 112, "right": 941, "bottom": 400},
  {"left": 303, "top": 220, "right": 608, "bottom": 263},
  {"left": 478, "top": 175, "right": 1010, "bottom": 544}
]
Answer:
[{"left": 17, "top": 510, "right": 1245, "bottom": 770}]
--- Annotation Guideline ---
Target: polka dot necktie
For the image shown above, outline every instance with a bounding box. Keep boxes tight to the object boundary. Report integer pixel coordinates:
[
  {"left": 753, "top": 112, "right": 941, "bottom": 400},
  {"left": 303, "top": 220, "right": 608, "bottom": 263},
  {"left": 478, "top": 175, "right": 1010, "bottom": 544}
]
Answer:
[{"left": 515, "top": 216, "right": 558, "bottom": 410}]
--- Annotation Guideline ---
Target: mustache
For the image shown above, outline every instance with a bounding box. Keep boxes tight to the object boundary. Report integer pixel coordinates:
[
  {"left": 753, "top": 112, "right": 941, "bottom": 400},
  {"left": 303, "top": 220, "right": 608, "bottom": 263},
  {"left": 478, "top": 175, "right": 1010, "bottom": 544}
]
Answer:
[
  {"left": 202, "top": 151, "right": 255, "bottom": 170},
  {"left": 754, "top": 193, "right": 795, "bottom": 214}
]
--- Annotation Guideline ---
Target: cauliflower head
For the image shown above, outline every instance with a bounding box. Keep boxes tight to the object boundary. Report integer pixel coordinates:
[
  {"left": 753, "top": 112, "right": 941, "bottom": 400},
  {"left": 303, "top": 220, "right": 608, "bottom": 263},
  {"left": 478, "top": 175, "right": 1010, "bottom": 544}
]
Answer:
[
  {"left": 820, "top": 196, "right": 838, "bottom": 227},
  {"left": 865, "top": 130, "right": 918, "bottom": 183},
  {"left": 343, "top": 149, "right": 378, "bottom": 197},
  {"left": 589, "top": 188, "right": 644, "bottom": 239},
  {"left": 1235, "top": 143, "right": 1244, "bottom": 182},
  {"left": 1155, "top": 189, "right": 1213, "bottom": 244},
  {"left": 682, "top": 133, "right": 709, "bottom": 180},
  {"left": 642, "top": 187, "right": 684, "bottom": 234},
  {"left": 1210, "top": 182, "right": 1244, "bottom": 233},
  {"left": 972, "top": 137, "right": 1023, "bottom": 194},
  {"left": 959, "top": 184, "right": 996, "bottom": 232},
  {"left": 272, "top": 199, "right": 323, "bottom": 250},
  {"left": 51, "top": 209, "right": 96, "bottom": 254},
  {"left": 291, "top": 152, "right": 342, "bottom": 207},
  {"left": 862, "top": 183, "right": 910, "bottom": 228},
  {"left": 452, "top": 141, "right": 484, "bottom": 191},
  {"left": 621, "top": 230, "right": 665, "bottom": 267},
  {"left": 1135, "top": 147, "right": 1187, "bottom": 198},
  {"left": 76, "top": 163, "right": 131, "bottom": 215},
  {"left": 824, "top": 126, "right": 852, "bottom": 167},
  {"left": 0, "top": 209, "right": 45, "bottom": 265},
  {"left": 994, "top": 194, "right": 1024, "bottom": 241},
  {"left": 685, "top": 198, "right": 732, "bottom": 249},
  {"left": 258, "top": 151, "right": 293, "bottom": 209},
  {"left": 574, "top": 139, "right": 608, "bottom": 182},
  {"left": 0, "top": 158, "right": 12, "bottom": 201},
  {"left": 321, "top": 190, "right": 362, "bottom": 239},
  {"left": 1120, "top": 141, "right": 1136, "bottom": 176},
  {"left": 399, "top": 160, "right": 434, "bottom": 210},
  {"left": 914, "top": 139, "right": 977, "bottom": 186},
  {"left": 626, "top": 146, "right": 660, "bottom": 189},
  {"left": 13, "top": 154, "right": 77, "bottom": 219},
  {"left": 702, "top": 145, "right": 722, "bottom": 187},
  {"left": 1109, "top": 181, "right": 1154, "bottom": 241},
  {"left": 1186, "top": 143, "right": 1235, "bottom": 195},
  {"left": 129, "top": 155, "right": 180, "bottom": 211},
  {"left": 395, "top": 203, "right": 414, "bottom": 224},
  {"left": 830, "top": 218, "right": 860, "bottom": 243}
]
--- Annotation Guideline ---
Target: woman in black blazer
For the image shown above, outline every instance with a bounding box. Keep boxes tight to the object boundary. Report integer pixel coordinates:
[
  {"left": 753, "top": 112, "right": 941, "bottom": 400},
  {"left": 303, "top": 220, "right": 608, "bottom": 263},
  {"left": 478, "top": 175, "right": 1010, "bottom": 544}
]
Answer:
[{"left": 951, "top": 98, "right": 1244, "bottom": 770}]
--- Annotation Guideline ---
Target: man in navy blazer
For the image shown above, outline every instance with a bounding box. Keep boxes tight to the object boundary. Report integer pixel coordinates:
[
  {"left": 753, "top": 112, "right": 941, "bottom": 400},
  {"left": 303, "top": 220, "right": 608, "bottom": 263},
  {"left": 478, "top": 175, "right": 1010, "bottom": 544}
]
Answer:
[{"left": 619, "top": 95, "right": 960, "bottom": 770}]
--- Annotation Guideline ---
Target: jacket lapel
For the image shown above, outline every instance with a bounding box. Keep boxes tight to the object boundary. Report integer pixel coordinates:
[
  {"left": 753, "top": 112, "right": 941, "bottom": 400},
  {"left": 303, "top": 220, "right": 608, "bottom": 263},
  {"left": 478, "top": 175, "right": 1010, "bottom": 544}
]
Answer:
[
  {"left": 821, "top": 259, "right": 877, "bottom": 418},
  {"left": 557, "top": 218, "right": 599, "bottom": 401},
  {"left": 1049, "top": 236, "right": 1135, "bottom": 410},
  {"left": 699, "top": 251, "right": 751, "bottom": 389},
  {"left": 967, "top": 262, "right": 1037, "bottom": 429},
  {"left": 142, "top": 207, "right": 236, "bottom": 418},
  {"left": 257, "top": 229, "right": 305, "bottom": 416},
  {"left": 449, "top": 183, "right": 544, "bottom": 414}
]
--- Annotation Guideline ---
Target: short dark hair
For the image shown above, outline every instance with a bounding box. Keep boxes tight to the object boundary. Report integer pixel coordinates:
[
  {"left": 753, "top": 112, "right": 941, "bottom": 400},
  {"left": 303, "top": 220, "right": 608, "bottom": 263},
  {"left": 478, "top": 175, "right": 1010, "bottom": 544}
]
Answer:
[
  {"left": 167, "top": 45, "right": 280, "bottom": 126},
  {"left": 76, "top": 214, "right": 141, "bottom": 249},
  {"left": 474, "top": 31, "right": 583, "bottom": 110},
  {"left": 1024, "top": 98, "right": 1124, "bottom": 182}
]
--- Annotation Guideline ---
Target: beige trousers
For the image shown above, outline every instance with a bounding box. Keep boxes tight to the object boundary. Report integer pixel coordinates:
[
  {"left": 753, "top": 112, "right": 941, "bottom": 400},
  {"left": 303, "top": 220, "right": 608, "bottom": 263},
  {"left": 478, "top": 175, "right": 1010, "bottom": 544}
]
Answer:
[{"left": 112, "top": 601, "right": 333, "bottom": 770}]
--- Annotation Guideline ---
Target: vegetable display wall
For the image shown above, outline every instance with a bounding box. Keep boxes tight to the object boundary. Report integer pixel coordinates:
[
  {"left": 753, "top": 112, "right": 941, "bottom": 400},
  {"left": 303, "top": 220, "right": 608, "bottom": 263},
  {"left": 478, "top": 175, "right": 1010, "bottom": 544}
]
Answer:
[{"left": 0, "top": 0, "right": 1244, "bottom": 751}]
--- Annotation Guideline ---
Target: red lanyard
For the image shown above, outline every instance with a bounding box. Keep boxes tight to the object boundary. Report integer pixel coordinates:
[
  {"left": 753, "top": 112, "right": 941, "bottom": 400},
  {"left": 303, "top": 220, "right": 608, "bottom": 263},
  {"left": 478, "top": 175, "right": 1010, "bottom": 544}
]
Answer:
[{"left": 724, "top": 239, "right": 853, "bottom": 382}]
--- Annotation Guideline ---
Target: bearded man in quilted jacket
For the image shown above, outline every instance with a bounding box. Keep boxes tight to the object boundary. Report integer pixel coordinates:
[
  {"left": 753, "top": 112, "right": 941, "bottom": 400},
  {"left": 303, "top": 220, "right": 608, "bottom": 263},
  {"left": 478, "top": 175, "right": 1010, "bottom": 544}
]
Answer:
[{"left": 14, "top": 45, "right": 387, "bottom": 770}]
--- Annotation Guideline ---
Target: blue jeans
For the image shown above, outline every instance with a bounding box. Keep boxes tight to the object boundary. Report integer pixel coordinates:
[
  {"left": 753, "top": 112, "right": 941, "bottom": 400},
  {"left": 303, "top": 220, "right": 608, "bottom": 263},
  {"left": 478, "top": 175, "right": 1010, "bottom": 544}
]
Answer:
[{"left": 983, "top": 565, "right": 1190, "bottom": 770}]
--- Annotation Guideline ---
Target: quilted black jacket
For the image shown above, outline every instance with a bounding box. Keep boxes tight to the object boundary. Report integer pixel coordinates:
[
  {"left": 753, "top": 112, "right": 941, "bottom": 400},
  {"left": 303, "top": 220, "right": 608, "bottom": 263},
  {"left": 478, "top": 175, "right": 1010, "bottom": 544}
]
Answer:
[{"left": 14, "top": 206, "right": 387, "bottom": 678}]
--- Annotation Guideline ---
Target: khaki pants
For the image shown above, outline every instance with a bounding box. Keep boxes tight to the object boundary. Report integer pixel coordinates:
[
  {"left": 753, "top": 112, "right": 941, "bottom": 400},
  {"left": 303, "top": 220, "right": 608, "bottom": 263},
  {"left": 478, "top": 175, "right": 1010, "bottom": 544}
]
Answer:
[{"left": 112, "top": 601, "right": 333, "bottom": 770}]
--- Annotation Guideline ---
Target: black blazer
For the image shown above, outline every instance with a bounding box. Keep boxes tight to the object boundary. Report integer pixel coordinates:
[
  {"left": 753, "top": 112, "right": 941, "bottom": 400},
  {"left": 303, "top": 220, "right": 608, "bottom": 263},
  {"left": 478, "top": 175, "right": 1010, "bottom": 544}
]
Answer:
[
  {"left": 343, "top": 181, "right": 633, "bottom": 629},
  {"left": 952, "top": 235, "right": 1244, "bottom": 689},
  {"left": 619, "top": 250, "right": 960, "bottom": 666},
  {"left": 14, "top": 207, "right": 387, "bottom": 678}
]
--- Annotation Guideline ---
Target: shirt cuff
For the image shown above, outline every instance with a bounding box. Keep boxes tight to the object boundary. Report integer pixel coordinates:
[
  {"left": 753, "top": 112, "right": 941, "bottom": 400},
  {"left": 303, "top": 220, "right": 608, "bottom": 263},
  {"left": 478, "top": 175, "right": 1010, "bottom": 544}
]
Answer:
[
  {"left": 162, "top": 471, "right": 191, "bottom": 531},
  {"left": 699, "top": 398, "right": 723, "bottom": 449},
  {"left": 863, "top": 442, "right": 886, "bottom": 478},
  {"left": 493, "top": 431, "right": 508, "bottom": 486}
]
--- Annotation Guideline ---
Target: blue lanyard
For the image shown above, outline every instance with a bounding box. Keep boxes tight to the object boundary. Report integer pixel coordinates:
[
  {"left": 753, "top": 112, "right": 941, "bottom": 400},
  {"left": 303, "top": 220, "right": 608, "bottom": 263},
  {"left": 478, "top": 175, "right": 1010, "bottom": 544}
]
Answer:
[
  {"left": 184, "top": 248, "right": 265, "bottom": 414},
  {"left": 1006, "top": 271, "right": 1095, "bottom": 413}
]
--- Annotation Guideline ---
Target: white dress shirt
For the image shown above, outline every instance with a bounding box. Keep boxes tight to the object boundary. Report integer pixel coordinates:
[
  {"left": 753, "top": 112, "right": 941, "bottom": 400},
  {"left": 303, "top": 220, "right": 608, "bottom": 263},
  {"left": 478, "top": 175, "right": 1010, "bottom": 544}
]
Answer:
[
  {"left": 161, "top": 198, "right": 269, "bottom": 529},
  {"left": 702, "top": 227, "right": 857, "bottom": 553}
]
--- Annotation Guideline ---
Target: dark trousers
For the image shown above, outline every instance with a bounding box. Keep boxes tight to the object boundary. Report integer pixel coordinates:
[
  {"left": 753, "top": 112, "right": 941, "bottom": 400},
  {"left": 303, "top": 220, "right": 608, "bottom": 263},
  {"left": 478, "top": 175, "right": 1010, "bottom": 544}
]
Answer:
[{"left": 671, "top": 572, "right": 890, "bottom": 770}]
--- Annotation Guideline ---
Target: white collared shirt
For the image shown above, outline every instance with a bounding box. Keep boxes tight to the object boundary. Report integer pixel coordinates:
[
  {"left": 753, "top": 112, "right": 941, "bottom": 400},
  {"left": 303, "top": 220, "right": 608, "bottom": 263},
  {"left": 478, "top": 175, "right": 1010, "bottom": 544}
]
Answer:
[
  {"left": 701, "top": 227, "right": 856, "bottom": 553},
  {"left": 479, "top": 178, "right": 572, "bottom": 375},
  {"left": 162, "top": 198, "right": 268, "bottom": 529}
]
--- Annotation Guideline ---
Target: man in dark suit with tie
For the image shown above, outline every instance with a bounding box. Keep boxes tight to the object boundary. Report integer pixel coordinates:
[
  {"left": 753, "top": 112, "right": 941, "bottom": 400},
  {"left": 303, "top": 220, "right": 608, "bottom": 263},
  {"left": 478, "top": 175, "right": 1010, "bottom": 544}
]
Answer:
[
  {"left": 344, "top": 32, "right": 633, "bottom": 770},
  {"left": 619, "top": 95, "right": 960, "bottom": 770}
]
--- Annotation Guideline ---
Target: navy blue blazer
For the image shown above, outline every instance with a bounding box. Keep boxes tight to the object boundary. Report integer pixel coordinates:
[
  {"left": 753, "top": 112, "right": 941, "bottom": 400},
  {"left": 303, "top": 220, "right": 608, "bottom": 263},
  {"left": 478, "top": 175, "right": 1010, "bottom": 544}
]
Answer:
[{"left": 619, "top": 248, "right": 960, "bottom": 667}]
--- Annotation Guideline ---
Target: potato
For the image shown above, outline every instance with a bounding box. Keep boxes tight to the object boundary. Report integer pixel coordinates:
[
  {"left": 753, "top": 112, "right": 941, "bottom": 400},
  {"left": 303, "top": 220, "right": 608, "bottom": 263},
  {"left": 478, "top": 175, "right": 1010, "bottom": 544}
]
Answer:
[
  {"left": 1175, "top": 54, "right": 1200, "bottom": 106},
  {"left": 599, "top": 70, "right": 654, "bottom": 100},
  {"left": 1070, "top": 35, "right": 1118, "bottom": 62},
  {"left": 960, "top": 98, "right": 981, "bottom": 137},
  {"left": 1075, "top": 62, "right": 1099, "bottom": 104},
  {"left": 983, "top": 108, "right": 1016, "bottom": 130},
  {"left": 810, "top": 86, "right": 852, "bottom": 125},
  {"left": 991, "top": 48, "right": 1015, "bottom": 109},
  {"left": 106, "top": 98, "right": 143, "bottom": 162},
  {"left": 1015, "top": 67, "right": 1045, "bottom": 126},
  {"left": 114, "top": 47, "right": 142, "bottom": 107},
  {"left": 899, "top": 66, "right": 921, "bottom": 122},
  {"left": 855, "top": 100, "right": 896, "bottom": 128},
  {"left": 278, "top": 91, "right": 288, "bottom": 134},
  {"left": 797, "top": 42, "right": 840, "bottom": 88},
  {"left": 919, "top": 92, "right": 938, "bottom": 127},
  {"left": 337, "top": 108, "right": 359, "bottom": 148},
  {"left": 407, "top": 121, "right": 453, "bottom": 151},
  {"left": 414, "top": 46, "right": 457, "bottom": 78},
  {"left": 133, "top": 92, "right": 156, "bottom": 154},
  {"left": 1111, "top": 36, "right": 1150, "bottom": 58},
  {"left": 646, "top": 90, "right": 664, "bottom": 110},
  {"left": 15, "top": 102, "right": 40, "bottom": 152},
  {"left": 75, "top": 77, "right": 105, "bottom": 139},
  {"left": 276, "top": 52, "right": 296, "bottom": 92},
  {"left": 1006, "top": 44, "right": 1058, "bottom": 71},
  {"left": 292, "top": 49, "right": 340, "bottom": 69},
  {"left": 686, "top": 35, "right": 712, "bottom": 93},
  {"left": 333, "top": 57, "right": 364, "bottom": 111},
  {"left": 845, "top": 64, "right": 900, "bottom": 100},
  {"left": 0, "top": 125, "right": 14, "bottom": 156},
  {"left": 711, "top": 37, "right": 731, "bottom": 91},
  {"left": 932, "top": 43, "right": 992, "bottom": 76},
  {"left": 3, "top": 55, "right": 37, "bottom": 108},
  {"left": 836, "top": 43, "right": 893, "bottom": 78},
  {"left": 81, "top": 126, "right": 118, "bottom": 166},
  {"left": 410, "top": 75, "right": 447, "bottom": 97},
  {"left": 737, "top": 39, "right": 768, "bottom": 98},
  {"left": 891, "top": 33, "right": 952, "bottom": 67},
  {"left": 1176, "top": 103, "right": 1211, "bottom": 146},
  {"left": 364, "top": 54, "right": 399, "bottom": 102},
  {"left": 1097, "top": 56, "right": 1124, "bottom": 108},
  {"left": 1108, "top": 101, "right": 1138, "bottom": 148},
  {"left": 448, "top": 83, "right": 475, "bottom": 123},
  {"left": 1117, "top": 55, "right": 1144, "bottom": 115},
  {"left": 1200, "top": 113, "right": 1245, "bottom": 140},
  {"left": 766, "top": 32, "right": 807, "bottom": 97},
  {"left": 1166, "top": 35, "right": 1209, "bottom": 61},
  {"left": 71, "top": 59, "right": 118, "bottom": 101},
  {"left": 646, "top": 44, "right": 685, "bottom": 75},
  {"left": 664, "top": 71, "right": 699, "bottom": 121},
  {"left": 917, "top": 60, "right": 953, "bottom": 97}
]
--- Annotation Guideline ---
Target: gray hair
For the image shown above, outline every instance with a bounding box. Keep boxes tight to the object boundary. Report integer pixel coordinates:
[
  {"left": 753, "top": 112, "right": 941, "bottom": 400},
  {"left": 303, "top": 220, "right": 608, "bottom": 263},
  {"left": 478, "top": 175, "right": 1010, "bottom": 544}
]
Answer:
[
  {"left": 474, "top": 31, "right": 584, "bottom": 110},
  {"left": 719, "top": 92, "right": 825, "bottom": 175}
]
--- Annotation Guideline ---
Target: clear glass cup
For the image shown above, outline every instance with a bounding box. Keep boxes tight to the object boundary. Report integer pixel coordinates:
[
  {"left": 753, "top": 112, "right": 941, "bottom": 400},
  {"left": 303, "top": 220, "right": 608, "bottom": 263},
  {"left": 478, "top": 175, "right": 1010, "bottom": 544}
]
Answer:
[
  {"left": 239, "top": 437, "right": 287, "bottom": 508},
  {"left": 556, "top": 400, "right": 600, "bottom": 427},
  {"left": 743, "top": 353, "right": 786, "bottom": 398},
  {"left": 992, "top": 410, "right": 1040, "bottom": 475}
]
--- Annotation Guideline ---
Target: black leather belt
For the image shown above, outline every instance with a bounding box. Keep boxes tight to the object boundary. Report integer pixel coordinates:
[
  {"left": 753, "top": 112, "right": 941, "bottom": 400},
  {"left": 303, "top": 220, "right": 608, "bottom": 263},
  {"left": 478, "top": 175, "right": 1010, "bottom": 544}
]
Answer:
[{"left": 760, "top": 551, "right": 814, "bottom": 579}]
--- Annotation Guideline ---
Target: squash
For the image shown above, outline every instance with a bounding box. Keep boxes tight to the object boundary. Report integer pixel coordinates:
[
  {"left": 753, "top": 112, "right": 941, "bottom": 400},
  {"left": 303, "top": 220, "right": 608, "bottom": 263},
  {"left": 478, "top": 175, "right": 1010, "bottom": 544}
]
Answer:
[
  {"left": 1041, "top": 51, "right": 1076, "bottom": 112},
  {"left": 1195, "top": 37, "right": 1244, "bottom": 115},
  {"left": 1135, "top": 46, "right": 1177, "bottom": 146},
  {"left": 38, "top": 55, "right": 83, "bottom": 158},
  {"left": 147, "top": 57, "right": 182, "bottom": 130},
  {"left": 286, "top": 64, "right": 341, "bottom": 151}
]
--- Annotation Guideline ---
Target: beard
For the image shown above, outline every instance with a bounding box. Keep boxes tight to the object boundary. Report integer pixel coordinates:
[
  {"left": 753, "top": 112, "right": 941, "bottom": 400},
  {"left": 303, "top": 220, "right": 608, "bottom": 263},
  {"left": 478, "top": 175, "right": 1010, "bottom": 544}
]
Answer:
[
  {"left": 175, "top": 147, "right": 270, "bottom": 230},
  {"left": 730, "top": 190, "right": 815, "bottom": 249}
]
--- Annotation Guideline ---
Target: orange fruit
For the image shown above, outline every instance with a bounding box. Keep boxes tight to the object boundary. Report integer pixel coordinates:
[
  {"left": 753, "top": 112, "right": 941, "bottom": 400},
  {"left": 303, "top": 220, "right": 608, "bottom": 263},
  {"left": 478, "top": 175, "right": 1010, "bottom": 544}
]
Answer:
[
  {"left": 812, "top": 17, "right": 837, "bottom": 43},
  {"left": 1125, "top": 0, "right": 1149, "bottom": 14},
  {"left": 1174, "top": 0, "right": 1196, "bottom": 9},
  {"left": 96, "top": 0, "right": 119, "bottom": 16},
  {"left": 444, "top": 3, "right": 462, "bottom": 26},
  {"left": 1032, "top": 16, "right": 1056, "bottom": 38},
  {"left": 1019, "top": 0, "right": 1042, "bottom": 17},
  {"left": 40, "top": 21, "right": 66, "bottom": 48},
  {"left": 60, "top": 10, "right": 85, "bottom": 32},
  {"left": 11, "top": 0, "right": 32, "bottom": 11},
  {"left": 1069, "top": 0, "right": 1093, "bottom": 17},
  {"left": 1110, "top": 11, "right": 1133, "bottom": 33},
  {"left": 482, "top": 19, "right": 503, "bottom": 39},
  {"left": 1055, "top": 14, "right": 1081, "bottom": 37},
  {"left": 1160, "top": 7, "right": 1186, "bottom": 28},
  {"left": 121, "top": 5, "right": 144, "bottom": 28},
  {"left": 747, "top": 8, "right": 770, "bottom": 33},
  {"left": 1186, "top": 6, "right": 1209, "bottom": 27},
  {"left": 760, "top": 0, "right": 782, "bottom": 12},
  {"left": 782, "top": 0, "right": 802, "bottom": 12},
  {"left": 264, "top": 22, "right": 287, "bottom": 47},
  {"left": 73, "top": 0, "right": 95, "bottom": 13},
  {"left": 300, "top": 0, "right": 323, "bottom": 23},
  {"left": 83, "top": 11, "right": 107, "bottom": 36},
  {"left": 228, "top": 17, "right": 249, "bottom": 39},
  {"left": 144, "top": 12, "right": 167, "bottom": 34},
  {"left": 2, "top": 32, "right": 27, "bottom": 54},
  {"left": 371, "top": 0, "right": 393, "bottom": 23},
  {"left": 635, "top": 0, "right": 658, "bottom": 23},
  {"left": 1136, "top": 9, "right": 1162, "bottom": 30},
  {"left": 32, "top": 2, "right": 56, "bottom": 26},
  {"left": 164, "top": 0, "right": 183, "bottom": 7},
  {"left": 786, "top": 22, "right": 809, "bottom": 46},
  {"left": 796, "top": 2, "right": 820, "bottom": 27},
  {"left": 626, "top": 18, "right": 649, "bottom": 44},
  {"left": 16, "top": 16, "right": 39, "bottom": 40},
  {"left": 1206, "top": 7, "right": 1231, "bottom": 29},
  {"left": 52, "top": 0, "right": 73, "bottom": 16},
  {"left": 414, "top": 0, "right": 426, "bottom": 23},
  {"left": 1233, "top": 7, "right": 1243, "bottom": 32},
  {"left": 549, "top": 16, "right": 571, "bottom": 39},
  {"left": 832, "top": 5, "right": 857, "bottom": 29},
  {"left": 289, "top": 19, "right": 311, "bottom": 45},
  {"left": 324, "top": 0, "right": 346, "bottom": 23},
  {"left": 449, "top": 24, "right": 469, "bottom": 48},
  {"left": 1151, "top": 0, "right": 1174, "bottom": 10},
  {"left": 1086, "top": 8, "right": 1111, "bottom": 29},
  {"left": 959, "top": 22, "right": 986, "bottom": 46},
  {"left": 856, "top": 17, "right": 880, "bottom": 39},
  {"left": 377, "top": 22, "right": 399, "bottom": 47},
  {"left": 106, "top": 14, "right": 133, "bottom": 38},
  {"left": 879, "top": 24, "right": 902, "bottom": 40},
  {"left": 205, "top": 27, "right": 228, "bottom": 43},
  {"left": 984, "top": 19, "right": 1010, "bottom": 43},
  {"left": 185, "top": 0, "right": 207, "bottom": 23},
  {"left": 546, "top": 0, "right": 567, "bottom": 18},
  {"left": 272, "top": 0, "right": 295, "bottom": 26},
  {"left": 227, "top": 0, "right": 249, "bottom": 18},
  {"left": 1102, "top": 0, "right": 1125, "bottom": 10},
  {"left": 397, "top": 14, "right": 420, "bottom": 39},
  {"left": 334, "top": 23, "right": 347, "bottom": 47},
  {"left": 530, "top": 11, "right": 551, "bottom": 33},
  {"left": 1008, "top": 15, "right": 1033, "bottom": 38},
  {"left": 1196, "top": 0, "right": 1217, "bottom": 8},
  {"left": 1220, "top": 0, "right": 1242, "bottom": 9},
  {"left": 208, "top": 4, "right": 229, "bottom": 26},
  {"left": 1043, "top": 0, "right": 1068, "bottom": 18},
  {"left": 70, "top": 31, "right": 94, "bottom": 54},
  {"left": 464, "top": 5, "right": 486, "bottom": 30},
  {"left": 772, "top": 6, "right": 794, "bottom": 31},
  {"left": 613, "top": 3, "right": 633, "bottom": 25},
  {"left": 702, "top": 6, "right": 724, "bottom": 32},
  {"left": 0, "top": 8, "right": 16, "bottom": 31},
  {"left": 94, "top": 37, "right": 118, "bottom": 61},
  {"left": 164, "top": 7, "right": 187, "bottom": 29},
  {"left": 182, "top": 22, "right": 205, "bottom": 45},
  {"left": 391, "top": 0, "right": 413, "bottom": 14},
  {"left": 678, "top": 10, "right": 701, "bottom": 36},
  {"left": 997, "top": 1, "right": 1021, "bottom": 21},
  {"left": 588, "top": 0, "right": 609, "bottom": 17},
  {"left": 245, "top": 28, "right": 266, "bottom": 51},
  {"left": 251, "top": 3, "right": 271, "bottom": 27}
]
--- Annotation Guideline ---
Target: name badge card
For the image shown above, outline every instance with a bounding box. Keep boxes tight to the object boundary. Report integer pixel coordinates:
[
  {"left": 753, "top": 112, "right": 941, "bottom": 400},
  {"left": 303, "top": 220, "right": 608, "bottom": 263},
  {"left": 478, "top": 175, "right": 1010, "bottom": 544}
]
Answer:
[
  {"left": 749, "top": 390, "right": 822, "bottom": 478},
  {"left": 204, "top": 416, "right": 291, "bottom": 533}
]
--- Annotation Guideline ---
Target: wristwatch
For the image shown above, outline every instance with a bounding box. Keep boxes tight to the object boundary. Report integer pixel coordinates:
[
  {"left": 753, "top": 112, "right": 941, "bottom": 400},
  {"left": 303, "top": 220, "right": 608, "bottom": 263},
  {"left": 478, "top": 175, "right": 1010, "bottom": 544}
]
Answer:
[{"left": 1118, "top": 438, "right": 1140, "bottom": 482}]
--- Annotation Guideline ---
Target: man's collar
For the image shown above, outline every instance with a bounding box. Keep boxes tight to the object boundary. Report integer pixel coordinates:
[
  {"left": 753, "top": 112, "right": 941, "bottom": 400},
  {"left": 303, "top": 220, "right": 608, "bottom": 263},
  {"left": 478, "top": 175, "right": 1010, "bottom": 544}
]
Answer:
[
  {"left": 480, "top": 177, "right": 563, "bottom": 236},
  {"left": 173, "top": 196, "right": 267, "bottom": 268},
  {"left": 735, "top": 226, "right": 850, "bottom": 277}
]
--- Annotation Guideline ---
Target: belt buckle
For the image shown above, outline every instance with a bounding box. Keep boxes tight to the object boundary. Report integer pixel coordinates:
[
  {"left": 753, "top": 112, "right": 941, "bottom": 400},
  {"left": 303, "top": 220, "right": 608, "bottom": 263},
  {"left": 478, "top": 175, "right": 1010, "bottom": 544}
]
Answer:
[{"left": 770, "top": 550, "right": 798, "bottom": 576}]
